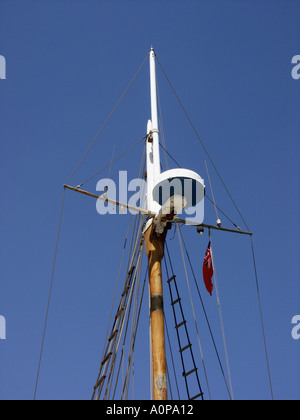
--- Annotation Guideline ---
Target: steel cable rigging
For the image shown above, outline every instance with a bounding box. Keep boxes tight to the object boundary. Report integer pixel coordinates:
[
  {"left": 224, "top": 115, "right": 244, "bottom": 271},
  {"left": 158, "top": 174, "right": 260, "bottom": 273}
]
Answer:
[
  {"left": 35, "top": 48, "right": 273, "bottom": 401},
  {"left": 155, "top": 51, "right": 273, "bottom": 399}
]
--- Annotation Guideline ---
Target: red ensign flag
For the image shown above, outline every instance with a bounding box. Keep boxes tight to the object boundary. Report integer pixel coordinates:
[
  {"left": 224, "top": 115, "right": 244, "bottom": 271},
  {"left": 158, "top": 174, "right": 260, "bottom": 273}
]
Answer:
[{"left": 203, "top": 242, "right": 214, "bottom": 295}]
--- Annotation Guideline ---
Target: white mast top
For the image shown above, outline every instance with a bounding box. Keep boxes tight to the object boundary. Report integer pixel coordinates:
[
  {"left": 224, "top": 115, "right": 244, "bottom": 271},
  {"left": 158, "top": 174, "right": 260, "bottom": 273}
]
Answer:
[
  {"left": 145, "top": 48, "right": 205, "bottom": 231},
  {"left": 146, "top": 47, "right": 161, "bottom": 213}
]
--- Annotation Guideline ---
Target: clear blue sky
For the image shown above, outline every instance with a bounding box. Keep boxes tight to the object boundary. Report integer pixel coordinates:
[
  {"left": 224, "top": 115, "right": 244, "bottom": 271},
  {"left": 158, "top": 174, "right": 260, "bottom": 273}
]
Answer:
[{"left": 0, "top": 0, "right": 299, "bottom": 400}]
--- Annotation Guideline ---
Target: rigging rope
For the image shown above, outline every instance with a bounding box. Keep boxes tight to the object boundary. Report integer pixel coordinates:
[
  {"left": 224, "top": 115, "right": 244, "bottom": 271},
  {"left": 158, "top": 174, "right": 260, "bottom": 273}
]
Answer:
[
  {"left": 112, "top": 247, "right": 143, "bottom": 398},
  {"left": 204, "top": 159, "right": 233, "bottom": 398},
  {"left": 107, "top": 144, "right": 115, "bottom": 181},
  {"left": 110, "top": 255, "right": 146, "bottom": 401},
  {"left": 38, "top": 49, "right": 274, "bottom": 402},
  {"left": 205, "top": 160, "right": 220, "bottom": 224},
  {"left": 76, "top": 135, "right": 147, "bottom": 188},
  {"left": 164, "top": 242, "right": 204, "bottom": 401},
  {"left": 158, "top": 127, "right": 273, "bottom": 399},
  {"left": 120, "top": 250, "right": 144, "bottom": 399},
  {"left": 121, "top": 265, "right": 147, "bottom": 400},
  {"left": 97, "top": 214, "right": 133, "bottom": 380},
  {"left": 179, "top": 229, "right": 232, "bottom": 399},
  {"left": 93, "top": 236, "right": 144, "bottom": 400},
  {"left": 209, "top": 230, "right": 234, "bottom": 400},
  {"left": 33, "top": 189, "right": 66, "bottom": 400},
  {"left": 93, "top": 143, "right": 146, "bottom": 399},
  {"left": 158, "top": 142, "right": 243, "bottom": 230},
  {"left": 92, "top": 146, "right": 147, "bottom": 400},
  {"left": 176, "top": 225, "right": 211, "bottom": 400},
  {"left": 65, "top": 52, "right": 150, "bottom": 185},
  {"left": 164, "top": 313, "right": 181, "bottom": 400},
  {"left": 155, "top": 53, "right": 250, "bottom": 233},
  {"left": 250, "top": 236, "right": 274, "bottom": 400},
  {"left": 93, "top": 193, "right": 146, "bottom": 399}
]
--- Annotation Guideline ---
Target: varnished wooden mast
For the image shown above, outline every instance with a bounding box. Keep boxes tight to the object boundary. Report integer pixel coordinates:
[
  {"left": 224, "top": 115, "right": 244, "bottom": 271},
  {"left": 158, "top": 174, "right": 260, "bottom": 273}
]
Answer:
[{"left": 144, "top": 225, "right": 167, "bottom": 400}]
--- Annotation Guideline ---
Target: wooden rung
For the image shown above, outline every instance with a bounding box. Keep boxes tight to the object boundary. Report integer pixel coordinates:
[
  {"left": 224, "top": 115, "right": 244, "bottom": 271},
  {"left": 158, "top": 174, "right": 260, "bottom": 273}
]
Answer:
[
  {"left": 175, "top": 320, "right": 186, "bottom": 329},
  {"left": 179, "top": 343, "right": 192, "bottom": 353},
  {"left": 121, "top": 285, "right": 130, "bottom": 297},
  {"left": 108, "top": 330, "right": 119, "bottom": 342},
  {"left": 128, "top": 266, "right": 135, "bottom": 275},
  {"left": 171, "top": 298, "right": 181, "bottom": 306},
  {"left": 167, "top": 275, "right": 176, "bottom": 284},
  {"left": 183, "top": 367, "right": 198, "bottom": 377},
  {"left": 190, "top": 392, "right": 203, "bottom": 400},
  {"left": 94, "top": 375, "right": 106, "bottom": 390},
  {"left": 101, "top": 352, "right": 112, "bottom": 366},
  {"left": 115, "top": 307, "right": 125, "bottom": 319}
]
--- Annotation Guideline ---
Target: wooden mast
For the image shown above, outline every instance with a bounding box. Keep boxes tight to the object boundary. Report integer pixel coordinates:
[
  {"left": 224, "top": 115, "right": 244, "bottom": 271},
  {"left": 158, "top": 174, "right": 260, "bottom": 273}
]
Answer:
[
  {"left": 144, "top": 48, "right": 168, "bottom": 400},
  {"left": 144, "top": 226, "right": 167, "bottom": 400}
]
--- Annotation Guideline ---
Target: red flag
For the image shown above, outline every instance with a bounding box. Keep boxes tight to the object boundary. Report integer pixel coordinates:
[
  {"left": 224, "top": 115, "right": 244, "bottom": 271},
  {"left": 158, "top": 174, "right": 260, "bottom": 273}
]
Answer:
[{"left": 203, "top": 241, "right": 214, "bottom": 295}]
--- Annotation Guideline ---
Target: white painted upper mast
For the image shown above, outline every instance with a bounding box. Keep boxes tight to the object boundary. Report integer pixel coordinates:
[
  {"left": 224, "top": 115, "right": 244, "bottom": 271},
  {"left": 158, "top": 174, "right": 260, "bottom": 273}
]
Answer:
[
  {"left": 146, "top": 47, "right": 161, "bottom": 214},
  {"left": 146, "top": 47, "right": 205, "bottom": 229}
]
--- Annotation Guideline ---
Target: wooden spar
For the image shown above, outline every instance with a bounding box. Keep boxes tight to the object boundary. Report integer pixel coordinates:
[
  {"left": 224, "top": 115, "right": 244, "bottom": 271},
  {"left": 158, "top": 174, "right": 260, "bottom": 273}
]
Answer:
[
  {"left": 63, "top": 184, "right": 154, "bottom": 216},
  {"left": 175, "top": 218, "right": 253, "bottom": 236},
  {"left": 144, "top": 224, "right": 168, "bottom": 400}
]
